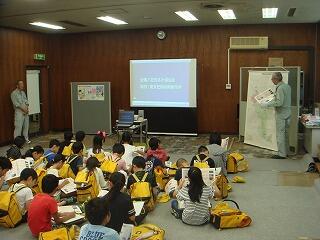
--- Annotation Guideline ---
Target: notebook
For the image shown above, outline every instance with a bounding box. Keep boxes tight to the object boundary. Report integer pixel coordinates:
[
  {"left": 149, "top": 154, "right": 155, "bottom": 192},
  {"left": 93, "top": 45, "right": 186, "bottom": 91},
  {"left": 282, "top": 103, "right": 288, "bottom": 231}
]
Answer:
[{"left": 117, "top": 110, "right": 134, "bottom": 127}]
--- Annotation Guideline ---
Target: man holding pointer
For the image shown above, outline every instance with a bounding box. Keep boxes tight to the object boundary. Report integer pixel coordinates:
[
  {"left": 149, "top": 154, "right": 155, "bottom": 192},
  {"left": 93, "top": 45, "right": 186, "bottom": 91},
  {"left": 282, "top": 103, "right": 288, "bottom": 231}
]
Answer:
[
  {"left": 261, "top": 72, "right": 291, "bottom": 159},
  {"left": 11, "top": 80, "right": 30, "bottom": 143}
]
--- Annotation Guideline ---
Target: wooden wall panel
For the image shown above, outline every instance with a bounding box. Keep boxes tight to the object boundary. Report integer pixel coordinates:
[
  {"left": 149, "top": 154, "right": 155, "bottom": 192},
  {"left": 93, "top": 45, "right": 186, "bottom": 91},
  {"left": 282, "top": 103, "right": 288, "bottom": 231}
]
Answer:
[
  {"left": 52, "top": 24, "right": 317, "bottom": 133},
  {"left": 1, "top": 23, "right": 319, "bottom": 145},
  {"left": 0, "top": 28, "right": 49, "bottom": 145}
]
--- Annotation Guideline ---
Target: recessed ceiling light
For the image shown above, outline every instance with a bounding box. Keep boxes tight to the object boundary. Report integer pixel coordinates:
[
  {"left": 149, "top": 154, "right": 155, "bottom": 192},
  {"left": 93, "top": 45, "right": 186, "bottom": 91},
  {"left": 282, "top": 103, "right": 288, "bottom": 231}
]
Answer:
[
  {"left": 29, "top": 22, "right": 65, "bottom": 30},
  {"left": 262, "top": 8, "right": 278, "bottom": 18},
  {"left": 97, "top": 16, "right": 128, "bottom": 25},
  {"left": 217, "top": 9, "right": 236, "bottom": 20},
  {"left": 175, "top": 11, "right": 198, "bottom": 21}
]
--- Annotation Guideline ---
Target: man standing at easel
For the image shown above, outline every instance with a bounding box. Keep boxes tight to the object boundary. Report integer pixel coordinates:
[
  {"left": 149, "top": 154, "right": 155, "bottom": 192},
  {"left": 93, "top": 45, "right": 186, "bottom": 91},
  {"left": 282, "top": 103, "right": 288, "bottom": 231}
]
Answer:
[{"left": 261, "top": 72, "right": 291, "bottom": 159}]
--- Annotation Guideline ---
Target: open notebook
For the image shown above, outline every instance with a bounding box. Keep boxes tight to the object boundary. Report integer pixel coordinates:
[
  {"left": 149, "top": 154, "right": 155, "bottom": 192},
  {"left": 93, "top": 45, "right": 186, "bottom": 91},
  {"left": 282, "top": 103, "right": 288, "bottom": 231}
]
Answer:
[{"left": 58, "top": 205, "right": 85, "bottom": 224}]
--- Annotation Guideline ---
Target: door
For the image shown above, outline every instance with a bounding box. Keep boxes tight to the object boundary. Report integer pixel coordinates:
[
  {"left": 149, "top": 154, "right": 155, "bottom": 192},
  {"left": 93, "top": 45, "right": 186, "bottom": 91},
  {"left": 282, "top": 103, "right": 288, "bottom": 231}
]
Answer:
[{"left": 25, "top": 66, "right": 50, "bottom": 136}]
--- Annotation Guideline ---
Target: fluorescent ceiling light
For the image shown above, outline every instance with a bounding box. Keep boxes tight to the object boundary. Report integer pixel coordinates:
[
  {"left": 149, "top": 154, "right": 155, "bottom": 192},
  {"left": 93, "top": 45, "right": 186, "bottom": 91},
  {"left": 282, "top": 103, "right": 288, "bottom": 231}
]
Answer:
[
  {"left": 175, "top": 11, "right": 198, "bottom": 21},
  {"left": 218, "top": 9, "right": 236, "bottom": 20},
  {"left": 29, "top": 22, "right": 65, "bottom": 30},
  {"left": 97, "top": 16, "right": 128, "bottom": 25},
  {"left": 262, "top": 8, "right": 278, "bottom": 18}
]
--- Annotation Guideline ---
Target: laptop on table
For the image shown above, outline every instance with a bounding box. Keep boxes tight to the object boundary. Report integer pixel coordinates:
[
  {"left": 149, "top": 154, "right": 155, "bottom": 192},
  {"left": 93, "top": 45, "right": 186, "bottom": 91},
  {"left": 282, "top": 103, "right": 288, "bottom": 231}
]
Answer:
[{"left": 117, "top": 110, "right": 134, "bottom": 128}]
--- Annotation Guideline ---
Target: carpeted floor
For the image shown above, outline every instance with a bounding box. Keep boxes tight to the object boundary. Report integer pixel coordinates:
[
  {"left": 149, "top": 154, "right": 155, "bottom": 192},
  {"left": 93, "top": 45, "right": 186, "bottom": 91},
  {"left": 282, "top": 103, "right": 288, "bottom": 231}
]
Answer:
[{"left": 1, "top": 132, "right": 320, "bottom": 240}]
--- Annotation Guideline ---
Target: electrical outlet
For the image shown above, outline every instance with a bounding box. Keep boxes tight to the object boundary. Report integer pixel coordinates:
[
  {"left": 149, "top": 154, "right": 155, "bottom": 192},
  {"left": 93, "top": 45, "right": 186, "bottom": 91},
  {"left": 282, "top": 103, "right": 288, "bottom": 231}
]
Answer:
[{"left": 226, "top": 83, "right": 232, "bottom": 90}]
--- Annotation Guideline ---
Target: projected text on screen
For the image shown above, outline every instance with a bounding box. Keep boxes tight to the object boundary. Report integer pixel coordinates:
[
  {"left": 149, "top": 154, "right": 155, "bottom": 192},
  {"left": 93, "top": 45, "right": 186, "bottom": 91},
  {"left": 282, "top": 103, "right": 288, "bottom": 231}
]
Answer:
[{"left": 130, "top": 59, "right": 197, "bottom": 108}]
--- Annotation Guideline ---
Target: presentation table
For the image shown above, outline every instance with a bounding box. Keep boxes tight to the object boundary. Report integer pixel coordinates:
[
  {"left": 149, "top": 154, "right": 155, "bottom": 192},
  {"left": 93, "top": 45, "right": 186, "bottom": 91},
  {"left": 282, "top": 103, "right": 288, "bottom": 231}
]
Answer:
[
  {"left": 302, "top": 122, "right": 320, "bottom": 158},
  {"left": 116, "top": 118, "right": 148, "bottom": 143}
]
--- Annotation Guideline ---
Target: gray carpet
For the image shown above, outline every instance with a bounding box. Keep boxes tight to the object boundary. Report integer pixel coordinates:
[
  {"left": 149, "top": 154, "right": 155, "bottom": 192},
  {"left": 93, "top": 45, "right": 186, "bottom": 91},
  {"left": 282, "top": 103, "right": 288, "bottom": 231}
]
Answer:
[{"left": 1, "top": 134, "right": 320, "bottom": 239}]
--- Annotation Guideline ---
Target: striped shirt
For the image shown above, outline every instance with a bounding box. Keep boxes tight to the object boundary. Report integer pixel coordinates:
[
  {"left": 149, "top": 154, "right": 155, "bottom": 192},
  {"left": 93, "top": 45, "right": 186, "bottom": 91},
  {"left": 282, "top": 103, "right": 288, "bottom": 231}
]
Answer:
[{"left": 177, "top": 185, "right": 213, "bottom": 225}]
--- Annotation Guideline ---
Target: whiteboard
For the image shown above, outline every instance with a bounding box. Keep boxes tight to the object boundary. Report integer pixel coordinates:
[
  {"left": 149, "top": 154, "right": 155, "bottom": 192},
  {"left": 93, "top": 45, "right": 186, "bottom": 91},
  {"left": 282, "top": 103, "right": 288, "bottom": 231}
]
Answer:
[
  {"left": 244, "top": 71, "right": 288, "bottom": 151},
  {"left": 26, "top": 70, "right": 41, "bottom": 115}
]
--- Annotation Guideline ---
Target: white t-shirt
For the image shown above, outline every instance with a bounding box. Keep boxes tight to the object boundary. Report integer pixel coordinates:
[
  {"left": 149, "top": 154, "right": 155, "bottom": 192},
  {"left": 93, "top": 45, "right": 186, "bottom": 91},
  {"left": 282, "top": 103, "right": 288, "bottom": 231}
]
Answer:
[
  {"left": 122, "top": 144, "right": 137, "bottom": 167},
  {"left": 47, "top": 167, "right": 59, "bottom": 177},
  {"left": 9, "top": 183, "right": 33, "bottom": 215}
]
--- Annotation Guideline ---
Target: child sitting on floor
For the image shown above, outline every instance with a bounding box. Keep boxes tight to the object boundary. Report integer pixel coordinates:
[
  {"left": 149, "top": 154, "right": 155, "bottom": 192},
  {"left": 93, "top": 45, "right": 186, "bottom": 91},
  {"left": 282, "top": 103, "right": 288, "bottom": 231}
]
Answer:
[
  {"left": 84, "top": 157, "right": 107, "bottom": 190},
  {"left": 171, "top": 167, "right": 221, "bottom": 225},
  {"left": 6, "top": 136, "right": 25, "bottom": 160},
  {"left": 66, "top": 141, "right": 84, "bottom": 176},
  {"left": 75, "top": 131, "right": 87, "bottom": 157},
  {"left": 28, "top": 174, "right": 75, "bottom": 237},
  {"left": 8, "top": 168, "right": 37, "bottom": 222},
  {"left": 87, "top": 134, "right": 107, "bottom": 162},
  {"left": 0, "top": 157, "right": 12, "bottom": 189},
  {"left": 190, "top": 146, "right": 215, "bottom": 169},
  {"left": 146, "top": 137, "right": 169, "bottom": 163},
  {"left": 79, "top": 197, "right": 120, "bottom": 240},
  {"left": 44, "top": 139, "right": 60, "bottom": 163}
]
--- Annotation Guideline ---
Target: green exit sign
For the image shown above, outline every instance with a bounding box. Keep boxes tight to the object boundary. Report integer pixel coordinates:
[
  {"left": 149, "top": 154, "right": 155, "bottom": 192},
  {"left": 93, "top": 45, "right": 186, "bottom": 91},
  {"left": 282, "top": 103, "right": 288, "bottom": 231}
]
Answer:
[{"left": 34, "top": 53, "right": 46, "bottom": 61}]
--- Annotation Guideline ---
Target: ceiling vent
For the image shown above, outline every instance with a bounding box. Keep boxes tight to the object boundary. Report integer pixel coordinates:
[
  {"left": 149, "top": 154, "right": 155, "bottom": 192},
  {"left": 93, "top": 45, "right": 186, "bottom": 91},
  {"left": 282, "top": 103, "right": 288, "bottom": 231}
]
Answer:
[
  {"left": 230, "top": 36, "right": 268, "bottom": 49},
  {"left": 59, "top": 21, "right": 86, "bottom": 27},
  {"left": 287, "top": 8, "right": 296, "bottom": 17},
  {"left": 201, "top": 3, "right": 224, "bottom": 9}
]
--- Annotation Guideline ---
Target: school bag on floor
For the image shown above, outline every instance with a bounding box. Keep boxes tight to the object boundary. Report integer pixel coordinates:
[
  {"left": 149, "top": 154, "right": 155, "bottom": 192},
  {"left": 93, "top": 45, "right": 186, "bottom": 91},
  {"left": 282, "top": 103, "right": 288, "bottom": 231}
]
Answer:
[
  {"left": 75, "top": 169, "right": 99, "bottom": 203},
  {"left": 211, "top": 200, "right": 252, "bottom": 230},
  {"left": 194, "top": 155, "right": 210, "bottom": 169},
  {"left": 215, "top": 174, "right": 229, "bottom": 199},
  {"left": 227, "top": 152, "right": 248, "bottom": 174},
  {"left": 130, "top": 173, "right": 155, "bottom": 212},
  {"left": 130, "top": 224, "right": 165, "bottom": 240},
  {"left": 32, "top": 168, "right": 47, "bottom": 194},
  {"left": 0, "top": 185, "right": 26, "bottom": 228},
  {"left": 38, "top": 226, "right": 78, "bottom": 240}
]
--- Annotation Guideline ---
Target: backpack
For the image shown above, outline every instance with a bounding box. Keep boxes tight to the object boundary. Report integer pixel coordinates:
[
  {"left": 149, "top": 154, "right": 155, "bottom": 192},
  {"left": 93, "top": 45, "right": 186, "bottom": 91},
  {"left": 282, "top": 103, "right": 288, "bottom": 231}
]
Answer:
[
  {"left": 227, "top": 153, "right": 248, "bottom": 174},
  {"left": 59, "top": 155, "right": 78, "bottom": 179},
  {"left": 194, "top": 155, "right": 210, "bottom": 169},
  {"left": 62, "top": 143, "right": 73, "bottom": 157},
  {"left": 130, "top": 224, "right": 165, "bottom": 240},
  {"left": 38, "top": 227, "right": 72, "bottom": 240},
  {"left": 100, "top": 156, "right": 120, "bottom": 175},
  {"left": 32, "top": 169, "right": 47, "bottom": 194},
  {"left": 130, "top": 173, "right": 155, "bottom": 212},
  {"left": 0, "top": 185, "right": 26, "bottom": 228},
  {"left": 33, "top": 156, "right": 48, "bottom": 170},
  {"left": 215, "top": 175, "right": 229, "bottom": 199},
  {"left": 75, "top": 169, "right": 99, "bottom": 203},
  {"left": 94, "top": 152, "right": 106, "bottom": 163},
  {"left": 154, "top": 166, "right": 169, "bottom": 191},
  {"left": 210, "top": 200, "right": 252, "bottom": 230},
  {"left": 167, "top": 162, "right": 177, "bottom": 177}
]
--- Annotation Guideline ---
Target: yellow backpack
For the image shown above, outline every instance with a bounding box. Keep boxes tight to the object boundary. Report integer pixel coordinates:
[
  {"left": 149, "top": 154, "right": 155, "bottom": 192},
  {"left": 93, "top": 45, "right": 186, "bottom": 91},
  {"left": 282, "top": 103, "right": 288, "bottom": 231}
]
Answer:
[
  {"left": 100, "top": 156, "right": 119, "bottom": 175},
  {"left": 38, "top": 227, "right": 72, "bottom": 240},
  {"left": 215, "top": 174, "right": 229, "bottom": 199},
  {"left": 154, "top": 166, "right": 169, "bottom": 191},
  {"left": 32, "top": 169, "right": 47, "bottom": 194},
  {"left": 94, "top": 152, "right": 106, "bottom": 163},
  {"left": 0, "top": 185, "right": 26, "bottom": 228},
  {"left": 211, "top": 200, "right": 252, "bottom": 230},
  {"left": 33, "top": 156, "right": 48, "bottom": 170},
  {"left": 59, "top": 155, "right": 78, "bottom": 179},
  {"left": 130, "top": 173, "right": 155, "bottom": 212},
  {"left": 75, "top": 169, "right": 99, "bottom": 203},
  {"left": 130, "top": 224, "right": 165, "bottom": 240},
  {"left": 167, "top": 163, "right": 177, "bottom": 177},
  {"left": 227, "top": 153, "right": 249, "bottom": 174},
  {"left": 194, "top": 155, "right": 210, "bottom": 169},
  {"left": 62, "top": 143, "right": 73, "bottom": 157}
]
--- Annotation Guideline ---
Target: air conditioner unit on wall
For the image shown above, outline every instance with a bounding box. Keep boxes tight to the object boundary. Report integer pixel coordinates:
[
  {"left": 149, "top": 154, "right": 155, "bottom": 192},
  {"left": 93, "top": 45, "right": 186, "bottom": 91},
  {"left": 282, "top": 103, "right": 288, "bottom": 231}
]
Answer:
[{"left": 230, "top": 36, "right": 268, "bottom": 49}]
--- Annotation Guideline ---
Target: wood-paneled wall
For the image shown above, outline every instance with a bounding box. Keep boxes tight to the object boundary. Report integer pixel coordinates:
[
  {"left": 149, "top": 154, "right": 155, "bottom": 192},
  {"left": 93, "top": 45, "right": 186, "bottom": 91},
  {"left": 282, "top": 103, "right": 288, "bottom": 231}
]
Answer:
[
  {"left": 1, "top": 23, "right": 319, "bottom": 145},
  {"left": 0, "top": 28, "right": 49, "bottom": 145}
]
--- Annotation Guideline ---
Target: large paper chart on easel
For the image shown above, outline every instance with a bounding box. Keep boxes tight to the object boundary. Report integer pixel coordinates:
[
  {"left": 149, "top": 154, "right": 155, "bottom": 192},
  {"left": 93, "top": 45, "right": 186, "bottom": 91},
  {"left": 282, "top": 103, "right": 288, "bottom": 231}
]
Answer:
[{"left": 244, "top": 71, "right": 288, "bottom": 151}]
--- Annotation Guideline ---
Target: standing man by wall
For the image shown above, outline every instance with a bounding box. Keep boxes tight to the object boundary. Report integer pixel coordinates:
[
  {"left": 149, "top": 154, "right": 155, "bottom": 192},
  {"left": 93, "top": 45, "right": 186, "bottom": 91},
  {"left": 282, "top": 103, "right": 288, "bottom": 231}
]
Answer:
[
  {"left": 262, "top": 72, "right": 291, "bottom": 159},
  {"left": 11, "top": 80, "right": 30, "bottom": 144}
]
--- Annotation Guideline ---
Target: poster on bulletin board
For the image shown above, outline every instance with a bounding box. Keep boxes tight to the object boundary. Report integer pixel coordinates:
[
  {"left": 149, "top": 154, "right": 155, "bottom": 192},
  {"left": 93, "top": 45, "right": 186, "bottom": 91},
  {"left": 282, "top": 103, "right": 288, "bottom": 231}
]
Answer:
[{"left": 77, "top": 85, "right": 104, "bottom": 101}]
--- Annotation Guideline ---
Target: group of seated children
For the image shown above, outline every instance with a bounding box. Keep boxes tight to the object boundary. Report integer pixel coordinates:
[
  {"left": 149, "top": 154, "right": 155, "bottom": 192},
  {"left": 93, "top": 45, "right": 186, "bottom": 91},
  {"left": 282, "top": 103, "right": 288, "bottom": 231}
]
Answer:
[{"left": 0, "top": 130, "right": 229, "bottom": 237}]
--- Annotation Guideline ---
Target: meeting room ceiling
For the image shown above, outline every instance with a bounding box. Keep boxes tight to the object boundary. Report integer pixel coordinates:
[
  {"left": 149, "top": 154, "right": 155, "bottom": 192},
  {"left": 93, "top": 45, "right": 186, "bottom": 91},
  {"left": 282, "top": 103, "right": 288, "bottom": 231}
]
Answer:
[{"left": 0, "top": 0, "right": 320, "bottom": 33}]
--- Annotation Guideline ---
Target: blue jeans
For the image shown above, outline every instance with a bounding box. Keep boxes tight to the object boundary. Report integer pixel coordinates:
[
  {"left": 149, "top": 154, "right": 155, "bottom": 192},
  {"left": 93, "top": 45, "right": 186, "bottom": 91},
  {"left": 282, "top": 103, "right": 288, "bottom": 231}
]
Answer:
[{"left": 171, "top": 200, "right": 183, "bottom": 219}]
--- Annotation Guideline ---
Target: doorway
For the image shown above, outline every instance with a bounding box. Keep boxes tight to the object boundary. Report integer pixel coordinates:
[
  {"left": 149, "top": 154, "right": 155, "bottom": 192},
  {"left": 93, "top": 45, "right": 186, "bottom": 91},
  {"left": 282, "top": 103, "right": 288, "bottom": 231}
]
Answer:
[{"left": 25, "top": 66, "right": 50, "bottom": 137}]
